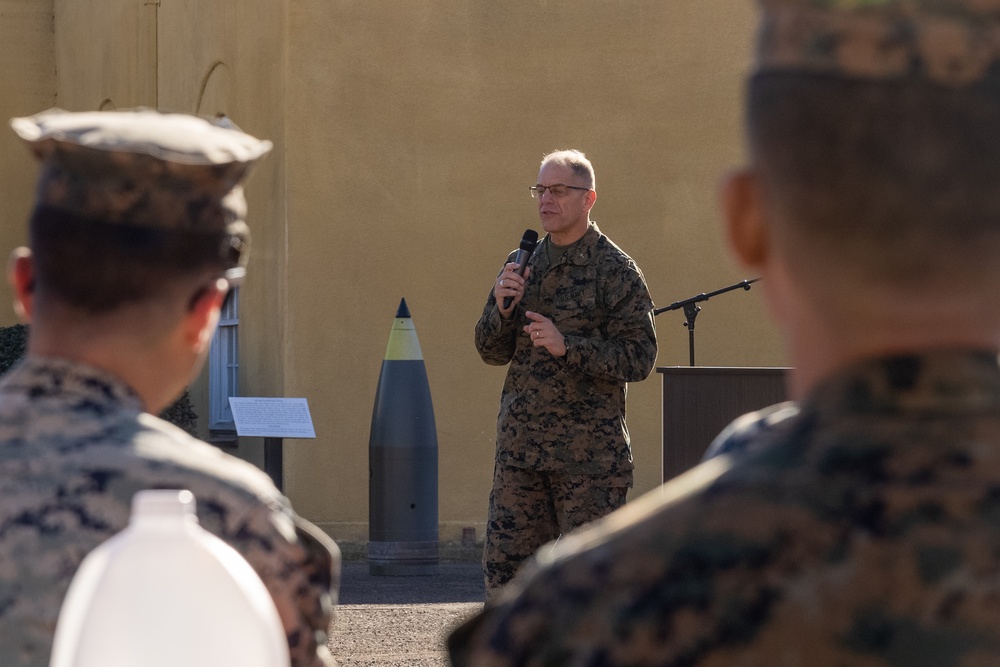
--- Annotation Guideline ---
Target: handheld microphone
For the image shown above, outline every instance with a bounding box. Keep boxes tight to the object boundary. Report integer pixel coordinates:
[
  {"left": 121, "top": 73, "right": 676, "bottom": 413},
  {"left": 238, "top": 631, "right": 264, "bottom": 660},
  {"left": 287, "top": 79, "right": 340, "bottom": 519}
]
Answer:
[{"left": 502, "top": 229, "right": 539, "bottom": 309}]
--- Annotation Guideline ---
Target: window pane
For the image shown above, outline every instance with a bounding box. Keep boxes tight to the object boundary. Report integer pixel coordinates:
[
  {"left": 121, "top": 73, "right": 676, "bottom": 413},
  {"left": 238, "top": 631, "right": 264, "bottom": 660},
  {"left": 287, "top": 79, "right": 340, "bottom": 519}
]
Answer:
[{"left": 209, "top": 287, "right": 239, "bottom": 430}]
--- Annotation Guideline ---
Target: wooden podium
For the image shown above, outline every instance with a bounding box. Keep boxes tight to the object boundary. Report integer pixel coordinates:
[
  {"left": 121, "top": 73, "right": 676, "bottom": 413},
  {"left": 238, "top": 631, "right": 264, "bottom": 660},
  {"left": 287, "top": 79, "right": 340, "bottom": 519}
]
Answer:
[{"left": 658, "top": 366, "right": 789, "bottom": 481}]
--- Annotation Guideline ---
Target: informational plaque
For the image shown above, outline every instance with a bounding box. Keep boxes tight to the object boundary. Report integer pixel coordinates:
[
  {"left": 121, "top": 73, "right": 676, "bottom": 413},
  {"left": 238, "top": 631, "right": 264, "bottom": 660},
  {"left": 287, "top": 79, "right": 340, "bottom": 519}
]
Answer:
[{"left": 228, "top": 397, "right": 316, "bottom": 439}]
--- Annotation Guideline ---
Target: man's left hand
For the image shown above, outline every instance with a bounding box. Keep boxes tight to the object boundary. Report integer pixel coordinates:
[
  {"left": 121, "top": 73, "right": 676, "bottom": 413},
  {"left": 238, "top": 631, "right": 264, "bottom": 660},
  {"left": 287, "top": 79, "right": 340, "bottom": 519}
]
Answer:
[{"left": 524, "top": 311, "right": 566, "bottom": 357}]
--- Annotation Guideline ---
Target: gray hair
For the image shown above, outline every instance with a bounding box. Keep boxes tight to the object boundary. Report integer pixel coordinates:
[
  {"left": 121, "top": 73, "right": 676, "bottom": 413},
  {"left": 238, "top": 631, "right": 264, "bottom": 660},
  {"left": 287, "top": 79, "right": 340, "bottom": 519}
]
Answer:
[{"left": 540, "top": 149, "right": 595, "bottom": 190}]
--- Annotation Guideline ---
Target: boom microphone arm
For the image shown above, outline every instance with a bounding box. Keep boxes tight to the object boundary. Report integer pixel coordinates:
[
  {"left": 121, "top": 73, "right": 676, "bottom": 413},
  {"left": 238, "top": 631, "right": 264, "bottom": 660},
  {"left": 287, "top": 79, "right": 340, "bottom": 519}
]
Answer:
[{"left": 654, "top": 278, "right": 760, "bottom": 366}]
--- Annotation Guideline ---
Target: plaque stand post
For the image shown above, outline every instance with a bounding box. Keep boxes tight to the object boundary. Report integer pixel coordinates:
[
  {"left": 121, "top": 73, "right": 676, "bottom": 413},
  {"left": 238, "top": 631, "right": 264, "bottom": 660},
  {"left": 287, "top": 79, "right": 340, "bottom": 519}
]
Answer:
[{"left": 264, "top": 437, "right": 283, "bottom": 492}]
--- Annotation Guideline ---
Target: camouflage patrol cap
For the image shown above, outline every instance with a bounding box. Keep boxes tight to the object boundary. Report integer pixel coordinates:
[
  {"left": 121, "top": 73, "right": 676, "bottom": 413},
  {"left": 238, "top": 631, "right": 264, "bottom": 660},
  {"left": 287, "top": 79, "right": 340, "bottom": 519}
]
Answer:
[
  {"left": 10, "top": 108, "right": 273, "bottom": 284},
  {"left": 756, "top": 0, "right": 1000, "bottom": 87}
]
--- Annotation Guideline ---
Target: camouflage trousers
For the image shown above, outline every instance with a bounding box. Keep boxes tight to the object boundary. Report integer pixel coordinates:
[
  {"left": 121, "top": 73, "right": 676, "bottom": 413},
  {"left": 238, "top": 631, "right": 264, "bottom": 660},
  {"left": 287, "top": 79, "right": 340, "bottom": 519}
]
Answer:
[{"left": 483, "top": 463, "right": 628, "bottom": 603}]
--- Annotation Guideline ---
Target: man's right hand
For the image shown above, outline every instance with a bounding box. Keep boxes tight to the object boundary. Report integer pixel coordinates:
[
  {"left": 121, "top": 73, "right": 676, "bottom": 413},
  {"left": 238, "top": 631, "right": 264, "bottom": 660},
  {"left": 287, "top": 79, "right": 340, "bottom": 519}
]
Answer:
[{"left": 495, "top": 262, "right": 531, "bottom": 319}]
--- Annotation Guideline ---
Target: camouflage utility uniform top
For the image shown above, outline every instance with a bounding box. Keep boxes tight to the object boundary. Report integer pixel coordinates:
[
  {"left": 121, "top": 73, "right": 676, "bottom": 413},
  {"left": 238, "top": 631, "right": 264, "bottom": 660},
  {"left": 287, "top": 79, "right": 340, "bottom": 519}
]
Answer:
[
  {"left": 0, "top": 357, "right": 339, "bottom": 667},
  {"left": 475, "top": 223, "right": 657, "bottom": 479},
  {"left": 450, "top": 349, "right": 1000, "bottom": 666}
]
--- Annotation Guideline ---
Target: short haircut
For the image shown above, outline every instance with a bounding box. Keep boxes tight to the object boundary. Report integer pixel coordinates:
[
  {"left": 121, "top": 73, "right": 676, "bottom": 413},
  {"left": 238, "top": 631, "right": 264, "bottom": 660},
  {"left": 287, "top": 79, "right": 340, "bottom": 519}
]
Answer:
[
  {"left": 747, "top": 73, "right": 1000, "bottom": 284},
  {"left": 30, "top": 206, "right": 231, "bottom": 313},
  {"left": 540, "top": 150, "right": 596, "bottom": 190}
]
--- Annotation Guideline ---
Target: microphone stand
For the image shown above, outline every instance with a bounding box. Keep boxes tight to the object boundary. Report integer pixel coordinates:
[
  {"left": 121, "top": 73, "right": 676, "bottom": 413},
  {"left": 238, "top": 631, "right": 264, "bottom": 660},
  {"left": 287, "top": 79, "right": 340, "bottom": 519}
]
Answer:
[{"left": 654, "top": 278, "right": 760, "bottom": 367}]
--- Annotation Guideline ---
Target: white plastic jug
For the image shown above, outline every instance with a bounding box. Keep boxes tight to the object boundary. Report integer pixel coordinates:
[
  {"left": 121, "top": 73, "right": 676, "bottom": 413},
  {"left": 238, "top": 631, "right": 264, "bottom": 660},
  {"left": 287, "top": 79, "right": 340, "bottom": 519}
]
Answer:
[{"left": 49, "top": 489, "right": 290, "bottom": 667}]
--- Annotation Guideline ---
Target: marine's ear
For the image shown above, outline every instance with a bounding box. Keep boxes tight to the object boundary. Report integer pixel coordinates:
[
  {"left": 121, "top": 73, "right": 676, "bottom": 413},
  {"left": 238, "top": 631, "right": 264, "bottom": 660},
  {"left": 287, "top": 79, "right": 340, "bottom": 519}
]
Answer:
[
  {"left": 7, "top": 247, "right": 35, "bottom": 323},
  {"left": 721, "top": 169, "right": 768, "bottom": 269},
  {"left": 183, "top": 278, "right": 228, "bottom": 353}
]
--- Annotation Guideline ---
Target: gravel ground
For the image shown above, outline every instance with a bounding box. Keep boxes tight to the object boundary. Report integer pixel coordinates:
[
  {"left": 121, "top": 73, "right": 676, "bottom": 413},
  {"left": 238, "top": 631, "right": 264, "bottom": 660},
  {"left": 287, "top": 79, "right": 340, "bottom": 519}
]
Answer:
[{"left": 329, "top": 561, "right": 484, "bottom": 666}]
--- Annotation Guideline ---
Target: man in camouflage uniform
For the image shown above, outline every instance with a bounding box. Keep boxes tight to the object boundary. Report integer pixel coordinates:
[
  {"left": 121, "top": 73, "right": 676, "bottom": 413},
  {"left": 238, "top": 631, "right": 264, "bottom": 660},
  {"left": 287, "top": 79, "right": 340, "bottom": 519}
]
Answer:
[
  {"left": 450, "top": 1, "right": 1000, "bottom": 664},
  {"left": 475, "top": 149, "right": 657, "bottom": 604},
  {"left": 0, "top": 109, "right": 339, "bottom": 667}
]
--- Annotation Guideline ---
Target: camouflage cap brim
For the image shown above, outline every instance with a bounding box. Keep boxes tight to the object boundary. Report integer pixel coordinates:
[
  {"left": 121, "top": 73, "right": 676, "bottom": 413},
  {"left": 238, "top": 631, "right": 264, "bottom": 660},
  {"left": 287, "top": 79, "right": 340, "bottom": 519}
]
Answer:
[
  {"left": 10, "top": 108, "right": 272, "bottom": 166},
  {"left": 756, "top": 0, "right": 1000, "bottom": 86}
]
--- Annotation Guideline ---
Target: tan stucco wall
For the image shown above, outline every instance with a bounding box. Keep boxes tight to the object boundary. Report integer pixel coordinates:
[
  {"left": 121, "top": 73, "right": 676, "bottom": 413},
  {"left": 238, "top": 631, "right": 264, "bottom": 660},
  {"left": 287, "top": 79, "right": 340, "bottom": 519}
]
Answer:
[
  {"left": 0, "top": 1, "right": 784, "bottom": 544},
  {"left": 0, "top": 0, "right": 55, "bottom": 328},
  {"left": 54, "top": 0, "right": 157, "bottom": 109}
]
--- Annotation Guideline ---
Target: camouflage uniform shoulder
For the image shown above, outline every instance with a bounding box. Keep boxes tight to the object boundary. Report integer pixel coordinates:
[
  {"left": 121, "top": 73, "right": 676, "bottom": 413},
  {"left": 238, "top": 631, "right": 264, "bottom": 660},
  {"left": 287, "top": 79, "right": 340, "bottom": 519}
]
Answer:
[
  {"left": 589, "top": 223, "right": 640, "bottom": 267},
  {"left": 0, "top": 357, "right": 339, "bottom": 667},
  {"left": 586, "top": 223, "right": 653, "bottom": 309},
  {"left": 133, "top": 411, "right": 286, "bottom": 505},
  {"left": 702, "top": 400, "right": 800, "bottom": 461}
]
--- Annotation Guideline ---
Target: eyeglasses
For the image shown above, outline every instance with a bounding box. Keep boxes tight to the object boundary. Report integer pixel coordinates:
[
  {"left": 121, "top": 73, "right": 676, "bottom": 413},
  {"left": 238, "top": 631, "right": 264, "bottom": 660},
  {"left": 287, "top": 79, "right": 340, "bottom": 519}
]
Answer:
[{"left": 529, "top": 184, "right": 591, "bottom": 198}]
